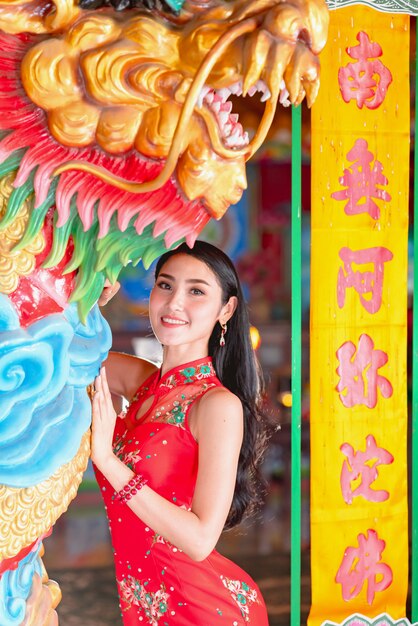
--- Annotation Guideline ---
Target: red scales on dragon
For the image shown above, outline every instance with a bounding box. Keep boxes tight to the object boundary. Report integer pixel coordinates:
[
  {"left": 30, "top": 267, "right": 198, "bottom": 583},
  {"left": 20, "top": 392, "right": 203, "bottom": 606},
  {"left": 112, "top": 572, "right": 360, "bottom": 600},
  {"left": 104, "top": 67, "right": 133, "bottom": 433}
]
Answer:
[{"left": 0, "top": 0, "right": 328, "bottom": 622}]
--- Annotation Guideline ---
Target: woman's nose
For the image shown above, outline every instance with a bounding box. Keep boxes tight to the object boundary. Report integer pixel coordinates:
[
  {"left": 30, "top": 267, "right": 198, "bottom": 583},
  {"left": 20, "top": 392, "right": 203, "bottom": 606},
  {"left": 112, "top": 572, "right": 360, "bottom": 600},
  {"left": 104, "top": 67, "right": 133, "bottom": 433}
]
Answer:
[{"left": 168, "top": 289, "right": 184, "bottom": 311}]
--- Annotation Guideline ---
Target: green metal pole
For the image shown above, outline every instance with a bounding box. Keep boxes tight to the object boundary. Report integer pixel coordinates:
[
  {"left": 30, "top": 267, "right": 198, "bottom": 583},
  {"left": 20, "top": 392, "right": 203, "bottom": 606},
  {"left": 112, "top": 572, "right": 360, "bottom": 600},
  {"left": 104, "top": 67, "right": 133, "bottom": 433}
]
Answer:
[
  {"left": 291, "top": 103, "right": 302, "bottom": 626},
  {"left": 411, "top": 25, "right": 418, "bottom": 623}
]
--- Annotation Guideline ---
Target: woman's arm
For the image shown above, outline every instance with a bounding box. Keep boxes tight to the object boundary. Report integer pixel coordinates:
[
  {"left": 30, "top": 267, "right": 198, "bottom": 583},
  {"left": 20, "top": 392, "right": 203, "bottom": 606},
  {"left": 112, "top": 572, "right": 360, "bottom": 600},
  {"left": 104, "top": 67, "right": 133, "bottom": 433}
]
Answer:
[
  {"left": 102, "top": 351, "right": 157, "bottom": 402},
  {"left": 97, "top": 280, "right": 158, "bottom": 401},
  {"left": 92, "top": 368, "right": 243, "bottom": 561}
]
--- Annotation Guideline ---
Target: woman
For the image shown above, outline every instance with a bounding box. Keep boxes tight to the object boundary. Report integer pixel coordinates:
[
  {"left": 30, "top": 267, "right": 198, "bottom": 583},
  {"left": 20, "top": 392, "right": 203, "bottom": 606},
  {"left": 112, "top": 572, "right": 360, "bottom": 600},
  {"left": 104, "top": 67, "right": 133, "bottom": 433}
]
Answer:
[{"left": 92, "top": 241, "right": 269, "bottom": 625}]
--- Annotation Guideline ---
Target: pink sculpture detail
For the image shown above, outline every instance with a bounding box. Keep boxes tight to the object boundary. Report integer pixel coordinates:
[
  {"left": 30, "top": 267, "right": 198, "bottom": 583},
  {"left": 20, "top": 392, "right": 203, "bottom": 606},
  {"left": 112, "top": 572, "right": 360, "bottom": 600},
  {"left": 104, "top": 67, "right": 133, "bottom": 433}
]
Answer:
[
  {"left": 340, "top": 434, "right": 394, "bottom": 504},
  {"left": 338, "top": 31, "right": 392, "bottom": 109},
  {"left": 337, "top": 246, "right": 393, "bottom": 314},
  {"left": 336, "top": 334, "right": 393, "bottom": 409},
  {"left": 331, "top": 138, "right": 391, "bottom": 220}
]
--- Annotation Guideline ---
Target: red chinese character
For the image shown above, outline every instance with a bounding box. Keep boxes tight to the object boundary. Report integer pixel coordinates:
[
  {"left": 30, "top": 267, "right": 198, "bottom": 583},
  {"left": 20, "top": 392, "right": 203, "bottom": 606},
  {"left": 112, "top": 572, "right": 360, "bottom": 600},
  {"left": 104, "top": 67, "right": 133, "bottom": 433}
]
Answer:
[
  {"left": 337, "top": 246, "right": 393, "bottom": 314},
  {"left": 336, "top": 334, "right": 393, "bottom": 408},
  {"left": 331, "top": 139, "right": 391, "bottom": 220},
  {"left": 340, "top": 434, "right": 394, "bottom": 504},
  {"left": 338, "top": 31, "right": 392, "bottom": 109},
  {"left": 335, "top": 529, "right": 393, "bottom": 604}
]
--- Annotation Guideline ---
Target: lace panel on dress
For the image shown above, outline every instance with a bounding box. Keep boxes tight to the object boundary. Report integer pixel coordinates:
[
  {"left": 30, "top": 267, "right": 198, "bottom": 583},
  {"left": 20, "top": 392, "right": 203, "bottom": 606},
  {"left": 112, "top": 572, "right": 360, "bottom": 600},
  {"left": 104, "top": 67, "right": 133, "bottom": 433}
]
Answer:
[{"left": 142, "top": 382, "right": 218, "bottom": 429}]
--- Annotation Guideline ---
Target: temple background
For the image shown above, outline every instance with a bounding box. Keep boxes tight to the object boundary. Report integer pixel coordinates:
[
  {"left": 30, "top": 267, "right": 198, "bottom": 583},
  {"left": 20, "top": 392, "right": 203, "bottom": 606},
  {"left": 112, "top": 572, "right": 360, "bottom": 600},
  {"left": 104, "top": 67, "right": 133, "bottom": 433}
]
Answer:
[{"left": 41, "top": 26, "right": 416, "bottom": 623}]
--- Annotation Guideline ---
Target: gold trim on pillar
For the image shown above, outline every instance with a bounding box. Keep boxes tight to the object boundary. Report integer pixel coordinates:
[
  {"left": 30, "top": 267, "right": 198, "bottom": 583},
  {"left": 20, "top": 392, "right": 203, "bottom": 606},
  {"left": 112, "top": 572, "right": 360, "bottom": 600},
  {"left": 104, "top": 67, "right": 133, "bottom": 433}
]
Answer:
[
  {"left": 0, "top": 174, "right": 45, "bottom": 294},
  {"left": 0, "top": 429, "right": 90, "bottom": 561}
]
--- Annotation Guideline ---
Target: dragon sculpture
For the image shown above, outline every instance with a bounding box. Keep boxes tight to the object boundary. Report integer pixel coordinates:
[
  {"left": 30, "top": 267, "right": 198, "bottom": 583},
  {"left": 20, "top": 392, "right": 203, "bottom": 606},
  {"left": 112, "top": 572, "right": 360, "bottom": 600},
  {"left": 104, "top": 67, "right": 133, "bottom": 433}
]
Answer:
[{"left": 0, "top": 0, "right": 329, "bottom": 622}]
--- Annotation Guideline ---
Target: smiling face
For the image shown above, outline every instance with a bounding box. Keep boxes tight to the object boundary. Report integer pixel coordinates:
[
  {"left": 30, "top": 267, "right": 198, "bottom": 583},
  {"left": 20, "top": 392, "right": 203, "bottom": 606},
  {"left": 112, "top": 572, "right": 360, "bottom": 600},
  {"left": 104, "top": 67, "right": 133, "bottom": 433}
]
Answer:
[{"left": 150, "top": 254, "right": 236, "bottom": 357}]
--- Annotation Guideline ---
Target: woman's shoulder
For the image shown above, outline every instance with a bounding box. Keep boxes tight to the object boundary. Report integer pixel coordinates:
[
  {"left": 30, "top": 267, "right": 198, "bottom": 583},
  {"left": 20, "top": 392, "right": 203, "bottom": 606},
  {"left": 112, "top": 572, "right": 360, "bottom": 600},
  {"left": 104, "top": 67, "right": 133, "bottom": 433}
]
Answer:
[
  {"left": 193, "top": 385, "right": 243, "bottom": 423},
  {"left": 190, "top": 385, "right": 243, "bottom": 443},
  {"left": 200, "top": 384, "right": 241, "bottom": 406}
]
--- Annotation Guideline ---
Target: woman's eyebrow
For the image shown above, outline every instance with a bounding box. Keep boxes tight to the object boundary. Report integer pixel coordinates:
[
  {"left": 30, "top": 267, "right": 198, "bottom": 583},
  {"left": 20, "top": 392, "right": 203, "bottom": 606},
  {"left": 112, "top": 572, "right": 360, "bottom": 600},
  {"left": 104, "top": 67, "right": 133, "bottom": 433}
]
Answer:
[
  {"left": 186, "top": 278, "right": 210, "bottom": 286},
  {"left": 158, "top": 273, "right": 210, "bottom": 286},
  {"left": 157, "top": 273, "right": 174, "bottom": 280}
]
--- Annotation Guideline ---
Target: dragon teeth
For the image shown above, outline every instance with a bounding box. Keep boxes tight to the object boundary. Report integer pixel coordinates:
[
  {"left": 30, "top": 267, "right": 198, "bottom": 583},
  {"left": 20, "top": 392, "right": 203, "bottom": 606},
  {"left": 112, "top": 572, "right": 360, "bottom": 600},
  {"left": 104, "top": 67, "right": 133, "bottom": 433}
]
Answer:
[
  {"left": 229, "top": 81, "right": 241, "bottom": 94},
  {"left": 212, "top": 100, "right": 221, "bottom": 114},
  {"left": 217, "top": 87, "right": 231, "bottom": 102},
  {"left": 260, "top": 87, "right": 271, "bottom": 102},
  {"left": 196, "top": 79, "right": 254, "bottom": 149},
  {"left": 218, "top": 111, "right": 229, "bottom": 126},
  {"left": 279, "top": 87, "right": 291, "bottom": 107}
]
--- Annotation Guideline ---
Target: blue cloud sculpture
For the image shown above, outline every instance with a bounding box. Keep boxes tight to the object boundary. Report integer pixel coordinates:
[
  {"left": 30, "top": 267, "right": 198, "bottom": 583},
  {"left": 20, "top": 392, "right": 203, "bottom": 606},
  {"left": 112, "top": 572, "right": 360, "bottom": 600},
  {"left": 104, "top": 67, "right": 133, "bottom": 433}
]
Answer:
[{"left": 0, "top": 296, "right": 112, "bottom": 488}]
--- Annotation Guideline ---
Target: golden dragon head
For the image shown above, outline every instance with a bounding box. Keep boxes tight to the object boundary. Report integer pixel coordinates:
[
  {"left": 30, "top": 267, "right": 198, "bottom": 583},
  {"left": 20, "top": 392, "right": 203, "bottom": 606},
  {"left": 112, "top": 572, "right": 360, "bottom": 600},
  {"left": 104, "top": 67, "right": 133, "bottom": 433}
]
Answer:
[{"left": 2, "top": 0, "right": 329, "bottom": 220}]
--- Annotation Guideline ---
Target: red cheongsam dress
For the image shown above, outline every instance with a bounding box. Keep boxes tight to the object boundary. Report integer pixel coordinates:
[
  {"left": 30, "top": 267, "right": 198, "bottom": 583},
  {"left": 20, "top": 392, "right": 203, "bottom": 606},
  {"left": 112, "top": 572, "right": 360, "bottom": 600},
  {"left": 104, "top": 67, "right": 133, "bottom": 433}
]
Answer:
[{"left": 95, "top": 356, "right": 269, "bottom": 626}]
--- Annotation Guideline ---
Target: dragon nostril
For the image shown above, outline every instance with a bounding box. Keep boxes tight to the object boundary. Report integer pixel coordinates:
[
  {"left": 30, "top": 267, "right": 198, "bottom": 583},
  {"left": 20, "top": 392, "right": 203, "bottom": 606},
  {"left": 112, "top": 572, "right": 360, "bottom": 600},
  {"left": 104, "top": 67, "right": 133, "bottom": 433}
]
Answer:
[{"left": 298, "top": 28, "right": 312, "bottom": 48}]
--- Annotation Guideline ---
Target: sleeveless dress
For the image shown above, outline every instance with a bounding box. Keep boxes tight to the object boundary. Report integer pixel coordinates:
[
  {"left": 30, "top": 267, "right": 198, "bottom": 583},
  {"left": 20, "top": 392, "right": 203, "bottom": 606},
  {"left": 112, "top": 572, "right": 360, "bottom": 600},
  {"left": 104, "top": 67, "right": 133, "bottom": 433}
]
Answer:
[{"left": 95, "top": 356, "right": 269, "bottom": 626}]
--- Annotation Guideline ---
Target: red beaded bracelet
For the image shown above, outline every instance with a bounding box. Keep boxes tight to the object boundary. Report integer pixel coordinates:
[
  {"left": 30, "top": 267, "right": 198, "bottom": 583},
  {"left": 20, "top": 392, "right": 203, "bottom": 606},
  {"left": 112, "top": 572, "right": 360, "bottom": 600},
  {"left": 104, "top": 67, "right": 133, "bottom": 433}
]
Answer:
[{"left": 114, "top": 474, "right": 148, "bottom": 503}]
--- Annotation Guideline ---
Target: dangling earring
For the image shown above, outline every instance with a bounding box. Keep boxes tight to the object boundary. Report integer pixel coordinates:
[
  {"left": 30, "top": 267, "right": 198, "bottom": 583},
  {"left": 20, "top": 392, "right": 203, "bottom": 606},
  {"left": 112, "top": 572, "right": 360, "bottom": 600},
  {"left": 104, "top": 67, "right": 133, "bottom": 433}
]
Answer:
[{"left": 220, "top": 322, "right": 227, "bottom": 347}]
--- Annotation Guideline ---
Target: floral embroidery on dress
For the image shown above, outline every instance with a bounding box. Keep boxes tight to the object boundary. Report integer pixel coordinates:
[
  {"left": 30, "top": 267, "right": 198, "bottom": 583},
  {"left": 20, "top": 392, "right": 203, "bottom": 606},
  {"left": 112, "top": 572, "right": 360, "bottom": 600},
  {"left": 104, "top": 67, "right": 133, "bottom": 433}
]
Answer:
[
  {"left": 122, "top": 449, "right": 143, "bottom": 468},
  {"left": 168, "top": 401, "right": 186, "bottom": 425},
  {"left": 181, "top": 364, "right": 216, "bottom": 383},
  {"left": 113, "top": 431, "right": 127, "bottom": 459},
  {"left": 220, "top": 576, "right": 260, "bottom": 622},
  {"left": 162, "top": 373, "right": 178, "bottom": 389},
  {"left": 118, "top": 575, "right": 170, "bottom": 624},
  {"left": 113, "top": 431, "right": 142, "bottom": 469},
  {"left": 159, "top": 362, "right": 216, "bottom": 389},
  {"left": 151, "top": 532, "right": 183, "bottom": 553},
  {"left": 150, "top": 383, "right": 217, "bottom": 429},
  {"left": 181, "top": 366, "right": 196, "bottom": 383}
]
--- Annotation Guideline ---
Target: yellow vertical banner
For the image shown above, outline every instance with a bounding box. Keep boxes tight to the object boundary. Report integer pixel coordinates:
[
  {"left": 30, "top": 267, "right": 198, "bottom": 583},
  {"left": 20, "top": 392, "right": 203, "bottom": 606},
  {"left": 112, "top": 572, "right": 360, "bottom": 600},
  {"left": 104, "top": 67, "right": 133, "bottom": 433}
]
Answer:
[{"left": 310, "top": 7, "right": 410, "bottom": 626}]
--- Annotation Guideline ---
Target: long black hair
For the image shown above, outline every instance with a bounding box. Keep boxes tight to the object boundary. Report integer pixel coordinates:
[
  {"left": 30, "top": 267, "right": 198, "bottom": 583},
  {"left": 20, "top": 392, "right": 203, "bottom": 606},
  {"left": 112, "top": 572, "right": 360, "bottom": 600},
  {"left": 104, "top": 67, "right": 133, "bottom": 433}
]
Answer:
[{"left": 155, "top": 240, "right": 268, "bottom": 529}]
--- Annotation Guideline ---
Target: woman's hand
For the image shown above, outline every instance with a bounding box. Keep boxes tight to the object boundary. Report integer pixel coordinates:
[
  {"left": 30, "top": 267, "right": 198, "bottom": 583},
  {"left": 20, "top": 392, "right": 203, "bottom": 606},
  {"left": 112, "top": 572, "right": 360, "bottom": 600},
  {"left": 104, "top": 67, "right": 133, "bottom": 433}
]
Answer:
[
  {"left": 91, "top": 366, "right": 118, "bottom": 471},
  {"left": 98, "top": 279, "right": 120, "bottom": 306}
]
